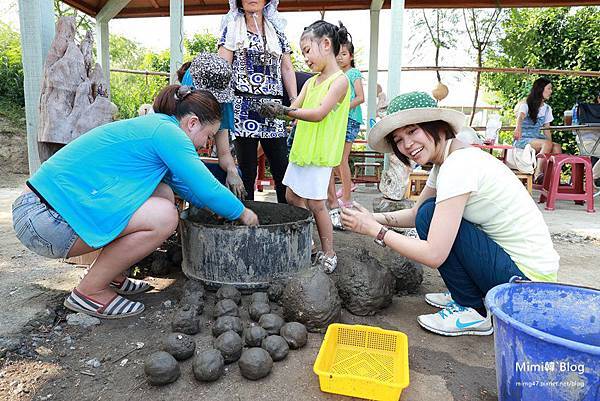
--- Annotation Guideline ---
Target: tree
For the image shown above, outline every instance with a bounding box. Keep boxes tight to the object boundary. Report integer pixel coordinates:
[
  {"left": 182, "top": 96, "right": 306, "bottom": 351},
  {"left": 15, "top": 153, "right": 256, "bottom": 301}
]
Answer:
[
  {"left": 410, "top": 9, "right": 460, "bottom": 101},
  {"left": 483, "top": 7, "right": 600, "bottom": 153},
  {"left": 185, "top": 31, "right": 218, "bottom": 56},
  {"left": 0, "top": 23, "right": 24, "bottom": 106},
  {"left": 463, "top": 8, "right": 503, "bottom": 124},
  {"left": 110, "top": 35, "right": 145, "bottom": 69},
  {"left": 54, "top": 0, "right": 93, "bottom": 41}
]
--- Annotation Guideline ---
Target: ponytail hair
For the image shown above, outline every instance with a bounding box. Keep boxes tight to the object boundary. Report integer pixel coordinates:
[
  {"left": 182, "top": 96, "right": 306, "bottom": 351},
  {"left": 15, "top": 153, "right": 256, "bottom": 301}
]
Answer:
[
  {"left": 153, "top": 85, "right": 221, "bottom": 124},
  {"left": 176, "top": 61, "right": 191, "bottom": 83},
  {"left": 301, "top": 20, "right": 351, "bottom": 56}
]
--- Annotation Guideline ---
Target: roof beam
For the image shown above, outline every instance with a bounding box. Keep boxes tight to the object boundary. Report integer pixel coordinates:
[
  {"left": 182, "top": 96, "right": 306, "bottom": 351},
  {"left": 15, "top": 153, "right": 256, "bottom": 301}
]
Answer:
[{"left": 96, "top": 0, "right": 132, "bottom": 22}]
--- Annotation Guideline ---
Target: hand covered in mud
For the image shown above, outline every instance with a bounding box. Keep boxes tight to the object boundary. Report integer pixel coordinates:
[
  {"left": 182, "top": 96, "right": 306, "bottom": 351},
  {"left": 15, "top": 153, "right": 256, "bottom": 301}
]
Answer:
[
  {"left": 340, "top": 202, "right": 381, "bottom": 237},
  {"left": 226, "top": 170, "right": 246, "bottom": 199},
  {"left": 239, "top": 207, "right": 259, "bottom": 226},
  {"left": 256, "top": 101, "right": 294, "bottom": 120}
]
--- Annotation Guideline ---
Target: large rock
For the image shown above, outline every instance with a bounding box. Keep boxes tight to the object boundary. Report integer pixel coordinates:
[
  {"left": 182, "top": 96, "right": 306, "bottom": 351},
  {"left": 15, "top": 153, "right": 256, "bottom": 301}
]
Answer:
[
  {"left": 334, "top": 247, "right": 395, "bottom": 316},
  {"left": 38, "top": 17, "right": 116, "bottom": 162},
  {"left": 335, "top": 232, "right": 423, "bottom": 297},
  {"left": 282, "top": 268, "right": 341, "bottom": 333},
  {"left": 144, "top": 352, "right": 180, "bottom": 386}
]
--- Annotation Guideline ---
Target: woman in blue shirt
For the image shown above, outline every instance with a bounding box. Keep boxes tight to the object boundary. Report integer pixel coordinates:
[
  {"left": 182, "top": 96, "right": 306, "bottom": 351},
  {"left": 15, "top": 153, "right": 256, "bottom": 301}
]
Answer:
[{"left": 12, "top": 85, "right": 258, "bottom": 319}]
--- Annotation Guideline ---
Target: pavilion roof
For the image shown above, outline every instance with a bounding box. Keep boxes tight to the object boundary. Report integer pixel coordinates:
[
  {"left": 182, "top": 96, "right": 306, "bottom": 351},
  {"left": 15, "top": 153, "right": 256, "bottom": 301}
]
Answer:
[{"left": 60, "top": 0, "right": 596, "bottom": 19}]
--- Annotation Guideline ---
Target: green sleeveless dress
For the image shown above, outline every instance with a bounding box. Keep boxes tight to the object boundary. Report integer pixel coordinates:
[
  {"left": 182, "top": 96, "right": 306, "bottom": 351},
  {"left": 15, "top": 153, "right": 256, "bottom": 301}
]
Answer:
[{"left": 289, "top": 70, "right": 351, "bottom": 167}]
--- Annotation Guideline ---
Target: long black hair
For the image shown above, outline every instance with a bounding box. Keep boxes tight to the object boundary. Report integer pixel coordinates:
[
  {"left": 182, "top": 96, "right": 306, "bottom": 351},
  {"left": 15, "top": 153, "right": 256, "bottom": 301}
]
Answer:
[
  {"left": 301, "top": 20, "right": 350, "bottom": 57},
  {"left": 526, "top": 77, "right": 551, "bottom": 122}
]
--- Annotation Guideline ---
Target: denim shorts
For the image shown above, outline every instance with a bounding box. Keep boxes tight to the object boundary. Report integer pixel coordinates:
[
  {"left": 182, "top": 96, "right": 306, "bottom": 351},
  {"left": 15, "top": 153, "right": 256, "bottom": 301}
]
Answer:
[
  {"left": 345, "top": 119, "right": 361, "bottom": 142},
  {"left": 12, "top": 192, "right": 78, "bottom": 259}
]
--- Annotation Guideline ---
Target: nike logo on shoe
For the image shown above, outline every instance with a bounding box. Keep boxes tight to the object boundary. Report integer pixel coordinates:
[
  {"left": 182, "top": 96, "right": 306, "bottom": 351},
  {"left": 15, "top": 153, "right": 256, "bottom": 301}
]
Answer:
[{"left": 455, "top": 319, "right": 484, "bottom": 329}]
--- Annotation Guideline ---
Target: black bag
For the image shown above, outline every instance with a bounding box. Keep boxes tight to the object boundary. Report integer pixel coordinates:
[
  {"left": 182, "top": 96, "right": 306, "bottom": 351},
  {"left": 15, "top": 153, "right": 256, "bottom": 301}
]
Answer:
[{"left": 577, "top": 103, "right": 600, "bottom": 124}]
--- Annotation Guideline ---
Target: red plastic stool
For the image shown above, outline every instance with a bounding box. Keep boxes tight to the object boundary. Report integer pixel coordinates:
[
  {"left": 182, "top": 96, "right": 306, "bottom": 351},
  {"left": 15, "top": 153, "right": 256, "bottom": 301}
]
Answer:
[{"left": 538, "top": 154, "right": 595, "bottom": 212}]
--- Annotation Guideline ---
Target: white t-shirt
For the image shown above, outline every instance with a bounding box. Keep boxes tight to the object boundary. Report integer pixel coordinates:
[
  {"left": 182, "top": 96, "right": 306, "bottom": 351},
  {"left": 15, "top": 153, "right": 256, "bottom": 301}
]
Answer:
[
  {"left": 426, "top": 147, "right": 559, "bottom": 281},
  {"left": 518, "top": 102, "right": 554, "bottom": 124}
]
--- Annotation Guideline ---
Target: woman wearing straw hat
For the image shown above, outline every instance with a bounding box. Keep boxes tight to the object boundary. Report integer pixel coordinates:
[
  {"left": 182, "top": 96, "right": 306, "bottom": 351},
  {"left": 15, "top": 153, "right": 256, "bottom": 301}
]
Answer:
[{"left": 341, "top": 92, "right": 559, "bottom": 337}]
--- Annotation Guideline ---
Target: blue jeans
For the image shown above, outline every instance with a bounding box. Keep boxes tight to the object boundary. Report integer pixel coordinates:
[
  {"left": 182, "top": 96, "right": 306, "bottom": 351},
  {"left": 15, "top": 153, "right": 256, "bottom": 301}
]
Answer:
[
  {"left": 12, "top": 192, "right": 78, "bottom": 259},
  {"left": 415, "top": 198, "right": 524, "bottom": 309}
]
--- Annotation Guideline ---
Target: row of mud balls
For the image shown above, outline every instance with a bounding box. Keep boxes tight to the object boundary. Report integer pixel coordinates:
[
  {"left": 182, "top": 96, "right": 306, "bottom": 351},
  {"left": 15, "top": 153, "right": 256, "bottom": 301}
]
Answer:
[{"left": 145, "top": 286, "right": 308, "bottom": 385}]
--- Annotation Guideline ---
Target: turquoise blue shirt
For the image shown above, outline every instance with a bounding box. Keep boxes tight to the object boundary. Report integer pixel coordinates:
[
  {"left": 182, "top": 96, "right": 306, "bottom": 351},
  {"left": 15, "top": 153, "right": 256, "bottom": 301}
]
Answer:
[
  {"left": 346, "top": 68, "right": 363, "bottom": 124},
  {"left": 29, "top": 113, "right": 244, "bottom": 248}
]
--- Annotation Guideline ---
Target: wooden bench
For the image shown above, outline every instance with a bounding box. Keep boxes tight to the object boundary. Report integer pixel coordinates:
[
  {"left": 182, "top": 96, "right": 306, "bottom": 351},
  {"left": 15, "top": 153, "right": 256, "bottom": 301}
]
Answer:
[{"left": 513, "top": 171, "right": 533, "bottom": 194}]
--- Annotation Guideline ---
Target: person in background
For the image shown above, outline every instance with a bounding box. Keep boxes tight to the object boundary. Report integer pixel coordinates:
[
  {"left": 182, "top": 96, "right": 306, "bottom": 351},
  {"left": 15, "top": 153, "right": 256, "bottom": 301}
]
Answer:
[
  {"left": 177, "top": 55, "right": 245, "bottom": 198},
  {"left": 218, "top": 0, "right": 297, "bottom": 203},
  {"left": 12, "top": 85, "right": 258, "bottom": 319},
  {"left": 327, "top": 34, "right": 364, "bottom": 230},
  {"left": 514, "top": 77, "right": 562, "bottom": 182},
  {"left": 257, "top": 20, "right": 351, "bottom": 274},
  {"left": 341, "top": 91, "right": 559, "bottom": 337}
]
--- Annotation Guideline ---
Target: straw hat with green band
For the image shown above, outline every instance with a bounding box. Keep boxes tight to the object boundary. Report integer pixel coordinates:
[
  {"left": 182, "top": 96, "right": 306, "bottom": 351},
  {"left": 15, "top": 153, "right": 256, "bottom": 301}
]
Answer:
[{"left": 368, "top": 91, "right": 466, "bottom": 154}]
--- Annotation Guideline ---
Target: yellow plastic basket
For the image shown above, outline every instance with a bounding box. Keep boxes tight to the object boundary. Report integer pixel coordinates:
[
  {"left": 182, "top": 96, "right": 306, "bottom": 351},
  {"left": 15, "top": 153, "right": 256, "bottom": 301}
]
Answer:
[{"left": 313, "top": 324, "right": 409, "bottom": 401}]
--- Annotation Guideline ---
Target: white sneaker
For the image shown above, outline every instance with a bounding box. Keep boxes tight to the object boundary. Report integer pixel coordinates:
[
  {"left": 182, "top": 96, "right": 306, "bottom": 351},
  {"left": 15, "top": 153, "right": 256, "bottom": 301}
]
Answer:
[
  {"left": 417, "top": 302, "right": 493, "bottom": 336},
  {"left": 424, "top": 291, "right": 454, "bottom": 308},
  {"left": 329, "top": 208, "right": 344, "bottom": 231}
]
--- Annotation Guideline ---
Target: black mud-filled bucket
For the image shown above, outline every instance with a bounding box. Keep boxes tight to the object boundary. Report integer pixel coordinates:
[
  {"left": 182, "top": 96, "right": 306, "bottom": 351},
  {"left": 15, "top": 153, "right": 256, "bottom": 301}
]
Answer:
[{"left": 180, "top": 201, "right": 312, "bottom": 291}]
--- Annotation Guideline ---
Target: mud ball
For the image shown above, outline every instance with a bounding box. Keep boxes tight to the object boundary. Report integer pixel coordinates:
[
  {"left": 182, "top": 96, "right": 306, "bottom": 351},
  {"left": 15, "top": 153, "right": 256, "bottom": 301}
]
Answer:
[
  {"left": 171, "top": 304, "right": 201, "bottom": 335},
  {"left": 214, "top": 330, "right": 243, "bottom": 364},
  {"left": 144, "top": 351, "right": 180, "bottom": 386},
  {"left": 216, "top": 284, "right": 241, "bottom": 305},
  {"left": 238, "top": 348, "right": 273, "bottom": 380},
  {"left": 267, "top": 282, "right": 285, "bottom": 304},
  {"left": 162, "top": 332, "right": 196, "bottom": 360},
  {"left": 192, "top": 349, "right": 225, "bottom": 382},
  {"left": 249, "top": 302, "right": 271, "bottom": 321},
  {"left": 250, "top": 292, "right": 269, "bottom": 304},
  {"left": 261, "top": 335, "right": 289, "bottom": 361},
  {"left": 214, "top": 299, "right": 239, "bottom": 318},
  {"left": 212, "top": 316, "right": 244, "bottom": 338},
  {"left": 182, "top": 279, "right": 205, "bottom": 299},
  {"left": 244, "top": 325, "right": 268, "bottom": 347},
  {"left": 258, "top": 313, "right": 285, "bottom": 335},
  {"left": 280, "top": 322, "right": 308, "bottom": 349},
  {"left": 282, "top": 268, "right": 341, "bottom": 333}
]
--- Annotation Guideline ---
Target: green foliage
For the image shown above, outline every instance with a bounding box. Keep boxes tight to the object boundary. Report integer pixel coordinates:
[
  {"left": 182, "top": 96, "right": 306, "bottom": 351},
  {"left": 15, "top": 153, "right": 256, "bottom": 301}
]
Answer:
[
  {"left": 110, "top": 35, "right": 145, "bottom": 69},
  {"left": 185, "top": 31, "right": 218, "bottom": 56},
  {"left": 0, "top": 23, "right": 24, "bottom": 107},
  {"left": 483, "top": 7, "right": 600, "bottom": 154}
]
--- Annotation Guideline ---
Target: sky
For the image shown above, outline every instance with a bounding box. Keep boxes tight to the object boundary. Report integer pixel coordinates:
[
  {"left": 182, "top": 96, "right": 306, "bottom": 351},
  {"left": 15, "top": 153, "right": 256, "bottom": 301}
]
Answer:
[{"left": 1, "top": 1, "right": 491, "bottom": 111}]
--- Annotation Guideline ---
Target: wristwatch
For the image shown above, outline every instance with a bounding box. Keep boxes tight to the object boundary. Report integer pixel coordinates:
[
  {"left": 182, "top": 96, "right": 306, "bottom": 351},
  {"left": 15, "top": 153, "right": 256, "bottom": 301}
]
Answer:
[{"left": 374, "top": 226, "right": 389, "bottom": 247}]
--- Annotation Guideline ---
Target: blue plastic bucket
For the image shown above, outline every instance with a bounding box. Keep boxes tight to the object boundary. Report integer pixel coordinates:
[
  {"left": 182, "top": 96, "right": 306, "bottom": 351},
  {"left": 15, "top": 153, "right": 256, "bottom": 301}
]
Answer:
[{"left": 485, "top": 280, "right": 600, "bottom": 401}]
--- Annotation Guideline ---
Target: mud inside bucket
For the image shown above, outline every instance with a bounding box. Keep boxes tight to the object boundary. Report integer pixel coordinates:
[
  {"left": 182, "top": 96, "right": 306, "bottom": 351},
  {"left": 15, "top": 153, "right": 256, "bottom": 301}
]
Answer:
[
  {"left": 485, "top": 281, "right": 600, "bottom": 401},
  {"left": 180, "top": 201, "right": 312, "bottom": 291}
]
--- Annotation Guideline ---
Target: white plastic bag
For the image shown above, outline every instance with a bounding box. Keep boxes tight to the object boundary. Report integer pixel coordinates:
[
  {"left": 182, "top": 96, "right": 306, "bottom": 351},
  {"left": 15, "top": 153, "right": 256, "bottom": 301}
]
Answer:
[{"left": 505, "top": 144, "right": 537, "bottom": 174}]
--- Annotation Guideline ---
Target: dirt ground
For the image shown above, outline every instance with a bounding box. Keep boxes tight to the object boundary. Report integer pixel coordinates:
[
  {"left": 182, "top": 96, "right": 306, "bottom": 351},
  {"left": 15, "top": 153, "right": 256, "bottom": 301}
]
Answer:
[{"left": 1, "top": 174, "right": 599, "bottom": 401}]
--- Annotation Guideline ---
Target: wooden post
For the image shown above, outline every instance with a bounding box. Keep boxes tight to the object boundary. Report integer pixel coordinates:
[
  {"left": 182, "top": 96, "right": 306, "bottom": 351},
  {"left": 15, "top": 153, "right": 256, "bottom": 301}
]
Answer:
[
  {"left": 95, "top": 0, "right": 131, "bottom": 95},
  {"left": 18, "top": 0, "right": 55, "bottom": 174},
  {"left": 367, "top": 0, "right": 383, "bottom": 131},
  {"left": 170, "top": 0, "right": 185, "bottom": 84},
  {"left": 387, "top": 0, "right": 405, "bottom": 101}
]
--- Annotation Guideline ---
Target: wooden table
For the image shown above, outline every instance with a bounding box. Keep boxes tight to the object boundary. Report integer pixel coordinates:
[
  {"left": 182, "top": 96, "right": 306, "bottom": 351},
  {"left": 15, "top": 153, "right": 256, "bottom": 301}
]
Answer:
[{"left": 472, "top": 144, "right": 513, "bottom": 162}]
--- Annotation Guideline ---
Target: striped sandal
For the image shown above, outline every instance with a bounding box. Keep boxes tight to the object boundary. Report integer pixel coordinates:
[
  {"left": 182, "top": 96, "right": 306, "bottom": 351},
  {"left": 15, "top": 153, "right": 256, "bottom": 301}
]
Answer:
[
  {"left": 64, "top": 288, "right": 145, "bottom": 319},
  {"left": 110, "top": 277, "right": 153, "bottom": 295}
]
